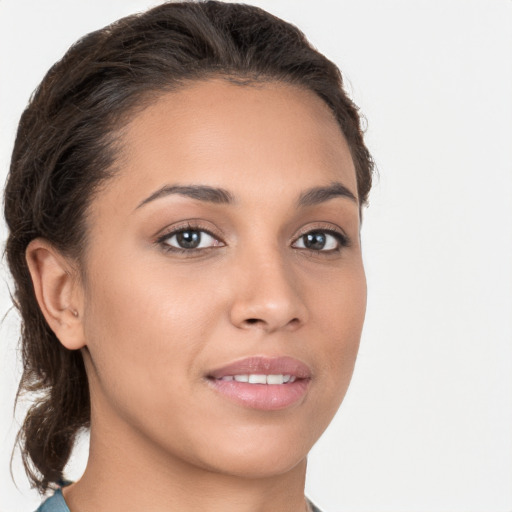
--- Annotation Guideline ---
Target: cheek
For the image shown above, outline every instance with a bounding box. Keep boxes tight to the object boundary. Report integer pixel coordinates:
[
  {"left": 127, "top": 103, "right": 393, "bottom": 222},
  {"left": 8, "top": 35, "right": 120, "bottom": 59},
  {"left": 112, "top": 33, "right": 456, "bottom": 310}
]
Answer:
[
  {"left": 80, "top": 253, "right": 219, "bottom": 406},
  {"left": 307, "top": 260, "right": 366, "bottom": 394}
]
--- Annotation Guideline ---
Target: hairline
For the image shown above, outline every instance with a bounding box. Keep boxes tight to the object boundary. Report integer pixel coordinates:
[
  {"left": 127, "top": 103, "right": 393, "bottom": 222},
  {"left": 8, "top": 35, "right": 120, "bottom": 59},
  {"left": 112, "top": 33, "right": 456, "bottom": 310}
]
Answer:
[{"left": 75, "top": 74, "right": 360, "bottom": 282}]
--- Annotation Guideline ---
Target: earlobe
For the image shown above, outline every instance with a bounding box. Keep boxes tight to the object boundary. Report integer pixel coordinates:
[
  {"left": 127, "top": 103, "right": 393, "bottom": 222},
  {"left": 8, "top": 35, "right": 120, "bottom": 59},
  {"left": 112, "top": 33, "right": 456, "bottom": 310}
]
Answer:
[{"left": 25, "top": 238, "right": 85, "bottom": 350}]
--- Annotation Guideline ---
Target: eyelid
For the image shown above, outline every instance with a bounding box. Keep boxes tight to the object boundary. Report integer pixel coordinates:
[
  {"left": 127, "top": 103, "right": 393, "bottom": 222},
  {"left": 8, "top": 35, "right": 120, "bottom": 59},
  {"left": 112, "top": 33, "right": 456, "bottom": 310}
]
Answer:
[
  {"left": 155, "top": 220, "right": 225, "bottom": 248},
  {"left": 153, "top": 220, "right": 349, "bottom": 255},
  {"left": 291, "top": 223, "right": 350, "bottom": 251},
  {"left": 293, "top": 222, "right": 349, "bottom": 241}
]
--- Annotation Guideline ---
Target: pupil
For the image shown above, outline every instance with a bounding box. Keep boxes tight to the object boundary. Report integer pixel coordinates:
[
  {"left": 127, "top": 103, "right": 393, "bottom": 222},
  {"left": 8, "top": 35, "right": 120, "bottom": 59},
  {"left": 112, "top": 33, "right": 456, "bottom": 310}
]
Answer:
[
  {"left": 304, "top": 232, "right": 326, "bottom": 250},
  {"left": 177, "top": 230, "right": 201, "bottom": 249}
]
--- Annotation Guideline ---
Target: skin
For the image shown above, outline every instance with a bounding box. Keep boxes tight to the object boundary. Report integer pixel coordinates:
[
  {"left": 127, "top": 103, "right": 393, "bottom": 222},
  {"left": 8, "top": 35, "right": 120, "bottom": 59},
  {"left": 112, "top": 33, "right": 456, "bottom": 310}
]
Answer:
[{"left": 27, "top": 79, "right": 366, "bottom": 512}]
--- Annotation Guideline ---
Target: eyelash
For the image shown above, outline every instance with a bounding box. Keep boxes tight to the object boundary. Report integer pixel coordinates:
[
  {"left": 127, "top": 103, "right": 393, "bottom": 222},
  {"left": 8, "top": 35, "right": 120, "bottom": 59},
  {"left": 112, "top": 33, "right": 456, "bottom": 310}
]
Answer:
[
  {"left": 156, "top": 222, "right": 350, "bottom": 256},
  {"left": 156, "top": 222, "right": 223, "bottom": 255},
  {"left": 292, "top": 227, "right": 350, "bottom": 254}
]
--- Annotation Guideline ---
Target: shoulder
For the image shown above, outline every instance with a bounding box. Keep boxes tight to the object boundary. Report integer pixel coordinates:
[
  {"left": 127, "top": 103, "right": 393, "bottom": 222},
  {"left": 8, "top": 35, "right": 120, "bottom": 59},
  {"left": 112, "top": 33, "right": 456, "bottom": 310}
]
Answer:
[{"left": 34, "top": 488, "right": 70, "bottom": 512}]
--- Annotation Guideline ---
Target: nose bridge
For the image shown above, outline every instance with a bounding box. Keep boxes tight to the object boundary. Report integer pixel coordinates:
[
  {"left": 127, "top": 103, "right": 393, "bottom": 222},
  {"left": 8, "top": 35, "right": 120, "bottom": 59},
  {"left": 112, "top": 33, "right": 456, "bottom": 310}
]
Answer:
[{"left": 229, "top": 241, "right": 308, "bottom": 332}]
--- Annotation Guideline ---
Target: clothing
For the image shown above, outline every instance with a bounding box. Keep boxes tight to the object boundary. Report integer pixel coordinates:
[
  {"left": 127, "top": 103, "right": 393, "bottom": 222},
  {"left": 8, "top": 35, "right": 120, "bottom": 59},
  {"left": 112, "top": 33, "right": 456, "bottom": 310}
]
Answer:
[
  {"left": 35, "top": 486, "right": 323, "bottom": 512},
  {"left": 34, "top": 488, "right": 68, "bottom": 512}
]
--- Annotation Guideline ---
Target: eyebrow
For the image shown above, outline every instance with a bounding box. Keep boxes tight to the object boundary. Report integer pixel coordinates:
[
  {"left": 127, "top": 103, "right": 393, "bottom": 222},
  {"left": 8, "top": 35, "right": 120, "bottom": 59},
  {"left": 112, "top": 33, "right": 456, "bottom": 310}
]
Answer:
[
  {"left": 297, "top": 182, "right": 357, "bottom": 207},
  {"left": 136, "top": 185, "right": 235, "bottom": 209},
  {"left": 136, "top": 181, "right": 357, "bottom": 210}
]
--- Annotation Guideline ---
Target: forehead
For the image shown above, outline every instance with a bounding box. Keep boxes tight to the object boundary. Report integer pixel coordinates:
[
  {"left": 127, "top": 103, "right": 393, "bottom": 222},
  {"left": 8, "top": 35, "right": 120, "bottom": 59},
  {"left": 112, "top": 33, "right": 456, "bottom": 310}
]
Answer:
[{"left": 102, "top": 79, "right": 357, "bottom": 209}]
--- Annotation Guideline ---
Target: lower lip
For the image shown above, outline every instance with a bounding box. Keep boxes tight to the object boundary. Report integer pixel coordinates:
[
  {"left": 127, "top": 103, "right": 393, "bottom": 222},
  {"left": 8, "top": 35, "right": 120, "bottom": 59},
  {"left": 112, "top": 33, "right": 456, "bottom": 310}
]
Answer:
[{"left": 207, "top": 379, "right": 310, "bottom": 410}]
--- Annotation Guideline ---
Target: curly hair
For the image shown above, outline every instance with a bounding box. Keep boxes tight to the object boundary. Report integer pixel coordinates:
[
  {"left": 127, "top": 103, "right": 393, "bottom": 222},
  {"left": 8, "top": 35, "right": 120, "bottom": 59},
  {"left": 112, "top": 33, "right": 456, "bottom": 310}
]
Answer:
[{"left": 4, "top": 0, "right": 373, "bottom": 494}]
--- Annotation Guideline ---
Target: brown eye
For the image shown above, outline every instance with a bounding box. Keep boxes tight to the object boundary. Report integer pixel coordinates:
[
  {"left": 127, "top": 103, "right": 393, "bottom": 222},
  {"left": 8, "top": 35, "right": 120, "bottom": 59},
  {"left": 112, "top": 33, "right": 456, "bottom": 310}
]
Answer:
[
  {"left": 162, "top": 229, "right": 221, "bottom": 250},
  {"left": 303, "top": 232, "right": 327, "bottom": 250},
  {"left": 175, "top": 230, "right": 201, "bottom": 249},
  {"left": 292, "top": 230, "right": 346, "bottom": 252}
]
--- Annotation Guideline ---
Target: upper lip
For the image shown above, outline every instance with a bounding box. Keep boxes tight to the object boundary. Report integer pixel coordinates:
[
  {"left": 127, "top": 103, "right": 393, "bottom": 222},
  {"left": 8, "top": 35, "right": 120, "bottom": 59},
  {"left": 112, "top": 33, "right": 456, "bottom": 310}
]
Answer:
[{"left": 207, "top": 356, "right": 312, "bottom": 379}]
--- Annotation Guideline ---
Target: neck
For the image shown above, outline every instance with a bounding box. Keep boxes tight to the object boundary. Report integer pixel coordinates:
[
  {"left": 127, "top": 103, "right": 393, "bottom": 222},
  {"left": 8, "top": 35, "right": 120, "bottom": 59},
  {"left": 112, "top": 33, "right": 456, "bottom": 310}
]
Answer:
[{"left": 63, "top": 406, "right": 309, "bottom": 512}]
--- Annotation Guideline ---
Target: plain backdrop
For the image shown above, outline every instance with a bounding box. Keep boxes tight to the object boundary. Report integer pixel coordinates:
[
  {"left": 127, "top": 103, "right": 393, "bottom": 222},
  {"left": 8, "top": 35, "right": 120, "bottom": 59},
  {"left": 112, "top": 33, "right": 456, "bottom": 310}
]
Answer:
[{"left": 1, "top": 1, "right": 511, "bottom": 511}]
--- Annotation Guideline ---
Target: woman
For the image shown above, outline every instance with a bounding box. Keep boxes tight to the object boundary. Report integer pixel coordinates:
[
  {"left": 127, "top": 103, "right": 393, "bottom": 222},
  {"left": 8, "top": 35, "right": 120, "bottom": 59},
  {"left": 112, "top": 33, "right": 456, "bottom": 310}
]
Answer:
[{"left": 4, "top": 1, "right": 373, "bottom": 511}]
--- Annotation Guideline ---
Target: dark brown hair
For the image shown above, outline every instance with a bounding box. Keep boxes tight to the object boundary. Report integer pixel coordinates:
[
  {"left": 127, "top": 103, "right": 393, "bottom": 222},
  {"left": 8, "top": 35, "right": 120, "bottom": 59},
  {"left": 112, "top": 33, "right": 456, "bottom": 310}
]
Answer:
[{"left": 4, "top": 0, "right": 373, "bottom": 494}]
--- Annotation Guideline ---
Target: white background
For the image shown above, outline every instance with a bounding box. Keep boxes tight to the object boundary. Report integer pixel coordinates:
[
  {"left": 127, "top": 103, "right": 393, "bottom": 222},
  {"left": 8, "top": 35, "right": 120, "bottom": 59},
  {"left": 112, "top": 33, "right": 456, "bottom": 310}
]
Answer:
[{"left": 1, "top": 1, "right": 511, "bottom": 511}]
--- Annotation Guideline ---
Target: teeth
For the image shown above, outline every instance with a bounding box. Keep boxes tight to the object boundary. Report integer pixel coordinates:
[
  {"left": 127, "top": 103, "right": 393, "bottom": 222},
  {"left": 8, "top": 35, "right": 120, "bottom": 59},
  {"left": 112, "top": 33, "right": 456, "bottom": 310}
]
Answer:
[
  {"left": 266, "top": 374, "right": 284, "bottom": 385},
  {"left": 248, "top": 374, "right": 267, "bottom": 384},
  {"left": 220, "top": 374, "right": 297, "bottom": 385}
]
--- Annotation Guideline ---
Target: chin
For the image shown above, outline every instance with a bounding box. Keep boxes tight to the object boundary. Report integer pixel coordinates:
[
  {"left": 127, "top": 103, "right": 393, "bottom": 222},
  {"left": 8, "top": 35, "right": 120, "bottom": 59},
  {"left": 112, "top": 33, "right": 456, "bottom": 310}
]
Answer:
[
  {"left": 186, "top": 420, "right": 317, "bottom": 479},
  {"left": 207, "top": 448, "right": 308, "bottom": 480}
]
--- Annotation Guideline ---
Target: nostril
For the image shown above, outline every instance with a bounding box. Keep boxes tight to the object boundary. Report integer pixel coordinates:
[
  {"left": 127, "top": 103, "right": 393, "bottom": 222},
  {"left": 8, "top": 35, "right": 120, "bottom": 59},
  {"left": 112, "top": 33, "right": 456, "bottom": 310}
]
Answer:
[
  {"left": 288, "top": 318, "right": 300, "bottom": 328},
  {"left": 242, "top": 317, "right": 301, "bottom": 330}
]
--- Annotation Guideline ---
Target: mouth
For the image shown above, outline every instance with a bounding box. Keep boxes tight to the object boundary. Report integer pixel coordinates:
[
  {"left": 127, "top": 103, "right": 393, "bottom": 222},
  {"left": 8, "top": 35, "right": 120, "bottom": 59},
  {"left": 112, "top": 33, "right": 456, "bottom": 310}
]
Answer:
[
  {"left": 214, "top": 374, "right": 298, "bottom": 384},
  {"left": 206, "top": 356, "right": 311, "bottom": 411}
]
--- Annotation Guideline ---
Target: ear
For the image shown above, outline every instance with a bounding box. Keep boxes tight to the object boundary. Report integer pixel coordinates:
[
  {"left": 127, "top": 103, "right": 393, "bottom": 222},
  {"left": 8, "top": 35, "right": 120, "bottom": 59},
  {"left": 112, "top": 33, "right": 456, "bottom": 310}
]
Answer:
[{"left": 25, "top": 238, "right": 85, "bottom": 350}]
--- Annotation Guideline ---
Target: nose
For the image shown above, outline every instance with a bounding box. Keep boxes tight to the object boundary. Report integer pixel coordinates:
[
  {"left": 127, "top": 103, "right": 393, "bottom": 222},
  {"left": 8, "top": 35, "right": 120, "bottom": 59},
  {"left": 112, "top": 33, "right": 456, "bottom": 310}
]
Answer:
[{"left": 229, "top": 248, "right": 309, "bottom": 333}]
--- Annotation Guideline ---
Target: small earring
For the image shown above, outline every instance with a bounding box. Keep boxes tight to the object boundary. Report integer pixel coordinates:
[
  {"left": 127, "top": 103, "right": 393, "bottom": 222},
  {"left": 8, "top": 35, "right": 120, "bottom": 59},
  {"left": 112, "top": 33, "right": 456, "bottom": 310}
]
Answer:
[{"left": 70, "top": 309, "right": 79, "bottom": 318}]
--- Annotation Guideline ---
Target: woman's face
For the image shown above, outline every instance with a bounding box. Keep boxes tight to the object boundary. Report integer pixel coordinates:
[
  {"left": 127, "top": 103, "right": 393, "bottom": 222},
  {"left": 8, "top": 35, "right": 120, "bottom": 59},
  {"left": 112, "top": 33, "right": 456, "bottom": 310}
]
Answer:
[{"left": 78, "top": 79, "right": 366, "bottom": 478}]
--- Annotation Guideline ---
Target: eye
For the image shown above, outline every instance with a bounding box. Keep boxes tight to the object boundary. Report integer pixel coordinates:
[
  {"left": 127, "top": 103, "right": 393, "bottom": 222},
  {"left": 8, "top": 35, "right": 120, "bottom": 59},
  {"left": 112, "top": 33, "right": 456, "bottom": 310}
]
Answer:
[
  {"left": 159, "top": 228, "right": 223, "bottom": 251},
  {"left": 292, "top": 230, "right": 347, "bottom": 252}
]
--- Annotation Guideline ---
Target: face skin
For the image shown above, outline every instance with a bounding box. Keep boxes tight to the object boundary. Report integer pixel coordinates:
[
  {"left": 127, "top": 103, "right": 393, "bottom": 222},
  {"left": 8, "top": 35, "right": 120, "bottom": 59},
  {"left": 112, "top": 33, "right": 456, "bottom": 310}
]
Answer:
[{"left": 36, "top": 79, "right": 366, "bottom": 512}]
